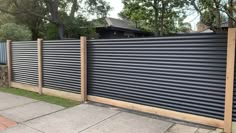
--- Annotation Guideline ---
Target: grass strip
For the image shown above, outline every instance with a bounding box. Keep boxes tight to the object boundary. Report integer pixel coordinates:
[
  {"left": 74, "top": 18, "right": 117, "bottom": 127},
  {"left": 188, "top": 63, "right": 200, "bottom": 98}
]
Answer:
[{"left": 0, "top": 87, "right": 80, "bottom": 108}]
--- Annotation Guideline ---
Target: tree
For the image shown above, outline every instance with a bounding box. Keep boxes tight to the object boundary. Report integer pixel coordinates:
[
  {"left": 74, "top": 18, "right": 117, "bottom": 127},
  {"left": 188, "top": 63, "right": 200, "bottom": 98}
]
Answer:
[
  {"left": 0, "top": 0, "right": 46, "bottom": 40},
  {"left": 120, "top": 0, "right": 189, "bottom": 36},
  {"left": 0, "top": 23, "right": 31, "bottom": 41},
  {"left": 191, "top": 0, "right": 236, "bottom": 30},
  {"left": 0, "top": 0, "right": 111, "bottom": 40},
  {"left": 0, "top": 13, "right": 15, "bottom": 26},
  {"left": 13, "top": 1, "right": 45, "bottom": 40},
  {"left": 85, "top": 0, "right": 112, "bottom": 18}
]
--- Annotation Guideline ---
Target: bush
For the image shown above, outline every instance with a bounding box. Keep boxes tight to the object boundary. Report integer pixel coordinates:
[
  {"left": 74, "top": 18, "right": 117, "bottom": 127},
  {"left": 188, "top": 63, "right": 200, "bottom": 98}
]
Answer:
[{"left": 0, "top": 23, "right": 32, "bottom": 41}]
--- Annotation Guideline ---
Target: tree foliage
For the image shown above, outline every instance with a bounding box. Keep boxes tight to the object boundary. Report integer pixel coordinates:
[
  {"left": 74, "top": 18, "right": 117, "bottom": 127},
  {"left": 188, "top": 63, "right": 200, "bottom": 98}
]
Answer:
[
  {"left": 0, "top": 23, "right": 31, "bottom": 41},
  {"left": 191, "top": 0, "right": 236, "bottom": 30},
  {"left": 120, "top": 0, "right": 191, "bottom": 36},
  {"left": 0, "top": 0, "right": 111, "bottom": 40}
]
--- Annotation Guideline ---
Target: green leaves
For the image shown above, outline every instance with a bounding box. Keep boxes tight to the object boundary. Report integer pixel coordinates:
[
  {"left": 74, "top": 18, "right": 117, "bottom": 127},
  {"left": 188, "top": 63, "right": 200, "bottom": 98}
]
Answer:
[
  {"left": 120, "top": 0, "right": 190, "bottom": 35},
  {"left": 0, "top": 23, "right": 32, "bottom": 41},
  {"left": 0, "top": 0, "right": 112, "bottom": 40},
  {"left": 192, "top": 0, "right": 236, "bottom": 29},
  {"left": 85, "top": 0, "right": 112, "bottom": 18}
]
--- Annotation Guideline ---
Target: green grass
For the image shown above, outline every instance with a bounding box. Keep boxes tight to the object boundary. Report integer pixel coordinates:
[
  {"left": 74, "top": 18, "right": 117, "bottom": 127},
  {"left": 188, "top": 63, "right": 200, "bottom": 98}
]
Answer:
[{"left": 0, "top": 87, "right": 80, "bottom": 108}]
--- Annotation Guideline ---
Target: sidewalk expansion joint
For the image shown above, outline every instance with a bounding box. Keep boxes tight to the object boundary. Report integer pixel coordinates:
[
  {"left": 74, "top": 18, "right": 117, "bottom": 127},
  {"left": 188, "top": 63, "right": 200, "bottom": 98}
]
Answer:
[{"left": 78, "top": 111, "right": 122, "bottom": 133}]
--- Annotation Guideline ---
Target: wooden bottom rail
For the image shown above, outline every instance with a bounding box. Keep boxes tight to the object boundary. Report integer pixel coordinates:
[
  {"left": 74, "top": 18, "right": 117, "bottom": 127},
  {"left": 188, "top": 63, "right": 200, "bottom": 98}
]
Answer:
[
  {"left": 88, "top": 95, "right": 224, "bottom": 128},
  {"left": 11, "top": 82, "right": 38, "bottom": 93},
  {"left": 9, "top": 82, "right": 225, "bottom": 128},
  {"left": 43, "top": 87, "right": 81, "bottom": 101},
  {"left": 10, "top": 82, "right": 82, "bottom": 101}
]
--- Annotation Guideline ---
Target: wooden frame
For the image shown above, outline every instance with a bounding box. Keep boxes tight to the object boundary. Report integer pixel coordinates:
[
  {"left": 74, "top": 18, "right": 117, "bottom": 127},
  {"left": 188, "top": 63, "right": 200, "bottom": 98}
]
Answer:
[
  {"left": 43, "top": 87, "right": 82, "bottom": 101},
  {"left": 7, "top": 31, "right": 236, "bottom": 131},
  {"left": 37, "top": 39, "right": 43, "bottom": 94},
  {"left": 224, "top": 28, "right": 236, "bottom": 133},
  {"left": 80, "top": 36, "right": 87, "bottom": 102},
  {"left": 10, "top": 82, "right": 82, "bottom": 101},
  {"left": 11, "top": 82, "right": 38, "bottom": 92},
  {"left": 6, "top": 40, "right": 12, "bottom": 87},
  {"left": 88, "top": 95, "right": 224, "bottom": 128}
]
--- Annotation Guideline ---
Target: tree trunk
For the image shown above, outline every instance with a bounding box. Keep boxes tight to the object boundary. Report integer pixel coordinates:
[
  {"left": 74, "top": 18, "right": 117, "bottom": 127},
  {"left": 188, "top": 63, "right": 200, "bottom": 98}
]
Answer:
[
  {"left": 70, "top": 0, "right": 78, "bottom": 17},
  {"left": 216, "top": 11, "right": 221, "bottom": 30},
  {"left": 58, "top": 23, "right": 64, "bottom": 40},
  {"left": 213, "top": 0, "right": 221, "bottom": 31},
  {"left": 31, "top": 29, "right": 39, "bottom": 40},
  {"left": 228, "top": 0, "right": 234, "bottom": 27},
  {"left": 160, "top": 1, "right": 164, "bottom": 36},
  {"left": 154, "top": 0, "right": 159, "bottom": 36},
  {"left": 46, "top": 0, "right": 64, "bottom": 39}
]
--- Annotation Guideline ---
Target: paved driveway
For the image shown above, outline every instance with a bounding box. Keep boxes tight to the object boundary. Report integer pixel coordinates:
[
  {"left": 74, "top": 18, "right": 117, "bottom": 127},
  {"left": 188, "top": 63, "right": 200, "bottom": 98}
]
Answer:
[{"left": 0, "top": 92, "right": 219, "bottom": 133}]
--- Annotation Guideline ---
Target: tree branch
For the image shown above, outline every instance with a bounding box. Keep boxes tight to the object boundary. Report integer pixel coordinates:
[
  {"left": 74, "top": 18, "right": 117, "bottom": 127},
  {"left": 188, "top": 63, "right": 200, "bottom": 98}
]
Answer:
[
  {"left": 12, "top": 0, "right": 57, "bottom": 24},
  {"left": 0, "top": 7, "right": 20, "bottom": 15},
  {"left": 191, "top": 0, "right": 201, "bottom": 15},
  {"left": 217, "top": 6, "right": 236, "bottom": 23}
]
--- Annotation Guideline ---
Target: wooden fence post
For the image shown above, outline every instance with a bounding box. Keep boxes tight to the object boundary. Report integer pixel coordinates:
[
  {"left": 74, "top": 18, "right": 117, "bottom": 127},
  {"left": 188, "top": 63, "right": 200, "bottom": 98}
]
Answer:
[
  {"left": 80, "top": 36, "right": 87, "bottom": 102},
  {"left": 7, "top": 40, "right": 12, "bottom": 87},
  {"left": 224, "top": 28, "right": 236, "bottom": 133},
  {"left": 37, "top": 39, "right": 43, "bottom": 94}
]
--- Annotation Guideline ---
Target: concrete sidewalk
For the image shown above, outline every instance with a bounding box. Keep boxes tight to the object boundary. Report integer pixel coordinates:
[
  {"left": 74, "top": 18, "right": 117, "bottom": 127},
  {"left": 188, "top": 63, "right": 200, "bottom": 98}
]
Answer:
[{"left": 0, "top": 92, "right": 221, "bottom": 133}]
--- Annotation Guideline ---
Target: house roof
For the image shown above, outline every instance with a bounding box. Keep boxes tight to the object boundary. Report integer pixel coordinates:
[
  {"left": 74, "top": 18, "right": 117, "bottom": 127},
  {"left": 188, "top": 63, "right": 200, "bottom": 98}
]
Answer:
[{"left": 94, "top": 17, "right": 140, "bottom": 31}]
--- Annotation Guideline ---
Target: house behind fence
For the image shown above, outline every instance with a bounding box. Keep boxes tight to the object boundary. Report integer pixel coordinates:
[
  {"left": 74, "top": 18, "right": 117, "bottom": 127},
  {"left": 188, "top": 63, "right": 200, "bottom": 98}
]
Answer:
[{"left": 0, "top": 42, "right": 7, "bottom": 64}]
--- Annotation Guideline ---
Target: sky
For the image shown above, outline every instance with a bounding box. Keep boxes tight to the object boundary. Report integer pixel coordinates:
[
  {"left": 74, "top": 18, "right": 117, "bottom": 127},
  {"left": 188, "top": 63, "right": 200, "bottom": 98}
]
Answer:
[
  {"left": 104, "top": 0, "right": 200, "bottom": 30},
  {"left": 105, "top": 0, "right": 124, "bottom": 18}
]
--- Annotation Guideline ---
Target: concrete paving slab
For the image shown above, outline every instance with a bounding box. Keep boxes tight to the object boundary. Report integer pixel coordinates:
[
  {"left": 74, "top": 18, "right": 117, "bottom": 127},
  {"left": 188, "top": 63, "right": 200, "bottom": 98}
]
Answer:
[
  {"left": 25, "top": 104, "right": 120, "bottom": 133},
  {"left": 166, "top": 124, "right": 198, "bottom": 133},
  {"left": 208, "top": 128, "right": 223, "bottom": 133},
  {"left": 1, "top": 124, "right": 42, "bottom": 133},
  {"left": 81, "top": 112, "right": 173, "bottom": 133},
  {"left": 0, "top": 101, "right": 64, "bottom": 122},
  {"left": 0, "top": 92, "right": 36, "bottom": 111},
  {"left": 196, "top": 128, "right": 212, "bottom": 133}
]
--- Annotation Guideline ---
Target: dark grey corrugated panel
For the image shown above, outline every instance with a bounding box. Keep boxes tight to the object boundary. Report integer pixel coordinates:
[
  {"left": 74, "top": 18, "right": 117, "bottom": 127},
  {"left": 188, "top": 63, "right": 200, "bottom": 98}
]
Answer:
[
  {"left": 42, "top": 40, "right": 81, "bottom": 93},
  {"left": 11, "top": 41, "right": 38, "bottom": 86},
  {"left": 233, "top": 58, "right": 236, "bottom": 121},
  {"left": 0, "top": 42, "right": 7, "bottom": 64},
  {"left": 87, "top": 34, "right": 227, "bottom": 120}
]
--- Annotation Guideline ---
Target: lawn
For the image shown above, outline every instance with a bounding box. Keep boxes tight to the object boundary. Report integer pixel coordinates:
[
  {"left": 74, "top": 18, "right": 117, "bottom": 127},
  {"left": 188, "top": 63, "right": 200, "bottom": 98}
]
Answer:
[{"left": 0, "top": 87, "right": 80, "bottom": 108}]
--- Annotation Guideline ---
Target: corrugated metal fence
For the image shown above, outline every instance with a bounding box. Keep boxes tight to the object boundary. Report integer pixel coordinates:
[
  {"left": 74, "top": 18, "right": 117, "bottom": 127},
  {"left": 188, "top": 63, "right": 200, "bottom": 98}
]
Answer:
[
  {"left": 10, "top": 40, "right": 81, "bottom": 93},
  {"left": 0, "top": 42, "right": 7, "bottom": 64},
  {"left": 42, "top": 40, "right": 81, "bottom": 93},
  {"left": 87, "top": 34, "right": 227, "bottom": 120},
  {"left": 11, "top": 41, "right": 38, "bottom": 86},
  {"left": 9, "top": 33, "right": 236, "bottom": 130}
]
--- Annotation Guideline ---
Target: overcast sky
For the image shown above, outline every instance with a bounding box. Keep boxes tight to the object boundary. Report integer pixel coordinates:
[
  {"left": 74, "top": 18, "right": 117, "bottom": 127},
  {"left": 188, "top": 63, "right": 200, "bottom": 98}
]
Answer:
[
  {"left": 105, "top": 0, "right": 124, "bottom": 18},
  {"left": 104, "top": 0, "right": 199, "bottom": 30}
]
